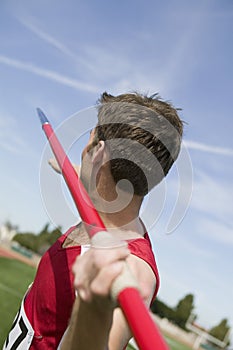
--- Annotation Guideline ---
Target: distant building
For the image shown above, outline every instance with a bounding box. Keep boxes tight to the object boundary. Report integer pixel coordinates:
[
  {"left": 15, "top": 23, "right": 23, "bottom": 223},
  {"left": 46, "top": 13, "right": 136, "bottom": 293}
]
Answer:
[
  {"left": 186, "top": 314, "right": 231, "bottom": 350},
  {"left": 0, "top": 224, "right": 16, "bottom": 242}
]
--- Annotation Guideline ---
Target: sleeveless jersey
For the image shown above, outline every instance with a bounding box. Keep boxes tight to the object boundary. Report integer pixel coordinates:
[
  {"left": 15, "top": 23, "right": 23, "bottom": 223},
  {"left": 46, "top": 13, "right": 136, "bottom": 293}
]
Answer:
[{"left": 4, "top": 225, "right": 160, "bottom": 349}]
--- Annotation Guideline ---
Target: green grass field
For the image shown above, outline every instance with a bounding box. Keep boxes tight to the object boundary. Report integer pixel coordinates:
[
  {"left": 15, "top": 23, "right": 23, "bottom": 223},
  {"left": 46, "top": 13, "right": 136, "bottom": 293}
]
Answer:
[
  {"left": 165, "top": 335, "right": 192, "bottom": 350},
  {"left": 126, "top": 335, "right": 192, "bottom": 350},
  {"left": 0, "top": 257, "right": 36, "bottom": 348},
  {"left": 0, "top": 256, "right": 192, "bottom": 350}
]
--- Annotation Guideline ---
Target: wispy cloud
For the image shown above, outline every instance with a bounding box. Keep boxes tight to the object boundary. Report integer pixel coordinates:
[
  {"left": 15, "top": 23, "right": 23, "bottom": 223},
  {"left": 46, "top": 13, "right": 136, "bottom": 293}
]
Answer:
[
  {"left": 17, "top": 15, "right": 97, "bottom": 73},
  {"left": 191, "top": 170, "right": 233, "bottom": 232},
  {"left": 154, "top": 2, "right": 212, "bottom": 94},
  {"left": 175, "top": 234, "right": 216, "bottom": 259},
  {"left": 0, "top": 54, "right": 100, "bottom": 93},
  {"left": 17, "top": 16, "right": 161, "bottom": 92},
  {"left": 19, "top": 16, "right": 76, "bottom": 58},
  {"left": 197, "top": 217, "right": 233, "bottom": 246},
  {"left": 184, "top": 140, "right": 233, "bottom": 156},
  {"left": 14, "top": 13, "right": 206, "bottom": 96},
  {"left": 0, "top": 113, "right": 28, "bottom": 154}
]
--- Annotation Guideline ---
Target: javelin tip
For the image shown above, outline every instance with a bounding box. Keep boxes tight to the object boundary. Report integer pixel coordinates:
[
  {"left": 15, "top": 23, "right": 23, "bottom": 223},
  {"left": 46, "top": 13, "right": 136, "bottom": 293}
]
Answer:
[{"left": 36, "top": 107, "right": 49, "bottom": 125}]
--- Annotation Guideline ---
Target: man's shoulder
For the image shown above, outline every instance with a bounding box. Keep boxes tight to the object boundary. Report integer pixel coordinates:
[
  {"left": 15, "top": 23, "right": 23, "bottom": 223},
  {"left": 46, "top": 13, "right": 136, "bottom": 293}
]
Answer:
[{"left": 62, "top": 223, "right": 90, "bottom": 248}]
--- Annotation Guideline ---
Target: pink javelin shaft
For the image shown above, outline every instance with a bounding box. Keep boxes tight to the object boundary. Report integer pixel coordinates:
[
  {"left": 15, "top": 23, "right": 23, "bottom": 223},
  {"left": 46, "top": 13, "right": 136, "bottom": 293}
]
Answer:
[{"left": 37, "top": 108, "right": 169, "bottom": 350}]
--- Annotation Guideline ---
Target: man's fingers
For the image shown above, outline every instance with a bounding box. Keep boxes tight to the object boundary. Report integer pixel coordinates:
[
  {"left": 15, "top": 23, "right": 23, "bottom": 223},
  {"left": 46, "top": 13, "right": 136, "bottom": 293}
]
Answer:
[
  {"left": 48, "top": 158, "right": 61, "bottom": 173},
  {"left": 48, "top": 158, "right": 80, "bottom": 176},
  {"left": 72, "top": 246, "right": 130, "bottom": 302},
  {"left": 73, "top": 246, "right": 130, "bottom": 274},
  {"left": 72, "top": 246, "right": 130, "bottom": 288},
  {"left": 92, "top": 248, "right": 130, "bottom": 268},
  {"left": 90, "top": 261, "right": 125, "bottom": 297}
]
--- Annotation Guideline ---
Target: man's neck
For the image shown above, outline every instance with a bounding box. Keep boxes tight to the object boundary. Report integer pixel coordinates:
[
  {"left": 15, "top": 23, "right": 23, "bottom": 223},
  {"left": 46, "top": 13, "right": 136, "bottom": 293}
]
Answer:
[
  {"left": 97, "top": 209, "right": 142, "bottom": 232},
  {"left": 88, "top": 164, "right": 145, "bottom": 236},
  {"left": 63, "top": 205, "right": 145, "bottom": 248}
]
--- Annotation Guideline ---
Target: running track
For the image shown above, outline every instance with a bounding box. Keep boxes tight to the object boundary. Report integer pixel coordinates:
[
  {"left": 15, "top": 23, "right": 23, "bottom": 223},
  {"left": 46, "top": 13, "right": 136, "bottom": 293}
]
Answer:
[{"left": 0, "top": 245, "right": 39, "bottom": 267}]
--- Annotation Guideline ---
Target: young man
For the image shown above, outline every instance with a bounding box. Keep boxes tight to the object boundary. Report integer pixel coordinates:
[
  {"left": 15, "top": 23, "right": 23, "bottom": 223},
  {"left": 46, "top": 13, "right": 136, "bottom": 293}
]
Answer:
[{"left": 4, "top": 92, "right": 183, "bottom": 350}]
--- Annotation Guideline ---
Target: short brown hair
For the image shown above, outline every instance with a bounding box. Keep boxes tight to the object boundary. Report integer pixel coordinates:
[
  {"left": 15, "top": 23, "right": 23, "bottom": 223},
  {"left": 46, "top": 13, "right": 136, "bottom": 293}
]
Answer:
[{"left": 94, "top": 91, "right": 183, "bottom": 196}]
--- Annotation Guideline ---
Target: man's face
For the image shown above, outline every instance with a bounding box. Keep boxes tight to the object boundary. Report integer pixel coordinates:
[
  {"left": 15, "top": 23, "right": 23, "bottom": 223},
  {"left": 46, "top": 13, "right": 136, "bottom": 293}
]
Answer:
[{"left": 80, "top": 129, "right": 96, "bottom": 193}]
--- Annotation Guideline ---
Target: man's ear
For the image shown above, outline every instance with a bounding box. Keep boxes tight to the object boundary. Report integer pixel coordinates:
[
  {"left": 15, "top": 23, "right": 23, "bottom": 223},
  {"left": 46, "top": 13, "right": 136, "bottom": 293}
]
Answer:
[{"left": 92, "top": 141, "right": 106, "bottom": 165}]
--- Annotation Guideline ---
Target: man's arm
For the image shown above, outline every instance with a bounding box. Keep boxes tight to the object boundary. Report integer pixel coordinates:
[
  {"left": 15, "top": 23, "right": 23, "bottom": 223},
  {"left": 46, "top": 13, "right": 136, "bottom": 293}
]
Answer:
[
  {"left": 59, "top": 296, "right": 113, "bottom": 350},
  {"left": 59, "top": 243, "right": 156, "bottom": 350},
  {"left": 107, "top": 253, "right": 157, "bottom": 349},
  {"left": 59, "top": 243, "right": 130, "bottom": 350}
]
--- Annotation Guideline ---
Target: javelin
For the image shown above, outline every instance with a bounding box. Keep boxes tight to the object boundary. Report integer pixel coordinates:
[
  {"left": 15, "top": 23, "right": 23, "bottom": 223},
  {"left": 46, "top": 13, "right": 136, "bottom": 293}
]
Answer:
[{"left": 37, "top": 107, "right": 169, "bottom": 350}]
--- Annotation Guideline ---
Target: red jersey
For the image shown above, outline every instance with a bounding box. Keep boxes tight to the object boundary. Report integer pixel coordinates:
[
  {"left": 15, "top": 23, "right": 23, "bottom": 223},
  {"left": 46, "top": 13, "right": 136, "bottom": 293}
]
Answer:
[{"left": 5, "top": 225, "right": 160, "bottom": 349}]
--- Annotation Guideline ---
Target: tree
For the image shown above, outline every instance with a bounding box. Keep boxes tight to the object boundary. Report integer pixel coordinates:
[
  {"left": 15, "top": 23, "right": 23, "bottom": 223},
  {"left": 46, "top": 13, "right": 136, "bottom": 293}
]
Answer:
[
  {"left": 151, "top": 294, "right": 196, "bottom": 328},
  {"left": 13, "top": 223, "right": 62, "bottom": 255},
  {"left": 36, "top": 224, "right": 61, "bottom": 255},
  {"left": 209, "top": 318, "right": 231, "bottom": 343},
  {"left": 150, "top": 298, "right": 175, "bottom": 320},
  {"left": 13, "top": 232, "right": 38, "bottom": 252},
  {"left": 4, "top": 220, "right": 19, "bottom": 232},
  {"left": 173, "top": 294, "right": 195, "bottom": 329}
]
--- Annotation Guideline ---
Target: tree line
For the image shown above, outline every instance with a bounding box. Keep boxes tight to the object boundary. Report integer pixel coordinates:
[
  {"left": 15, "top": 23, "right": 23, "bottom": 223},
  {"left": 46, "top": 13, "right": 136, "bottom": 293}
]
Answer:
[
  {"left": 150, "top": 294, "right": 231, "bottom": 348},
  {"left": 12, "top": 222, "right": 61, "bottom": 256}
]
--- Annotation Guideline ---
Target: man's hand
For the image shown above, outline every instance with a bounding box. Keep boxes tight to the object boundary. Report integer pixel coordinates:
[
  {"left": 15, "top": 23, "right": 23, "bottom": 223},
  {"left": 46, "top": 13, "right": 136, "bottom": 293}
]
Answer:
[
  {"left": 72, "top": 242, "right": 130, "bottom": 306},
  {"left": 59, "top": 239, "right": 131, "bottom": 350},
  {"left": 48, "top": 158, "right": 80, "bottom": 175}
]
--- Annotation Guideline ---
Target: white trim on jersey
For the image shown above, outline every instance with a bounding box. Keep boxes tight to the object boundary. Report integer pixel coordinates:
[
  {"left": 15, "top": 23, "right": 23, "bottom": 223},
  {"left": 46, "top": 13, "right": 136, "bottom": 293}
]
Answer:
[{"left": 3, "top": 295, "right": 34, "bottom": 350}]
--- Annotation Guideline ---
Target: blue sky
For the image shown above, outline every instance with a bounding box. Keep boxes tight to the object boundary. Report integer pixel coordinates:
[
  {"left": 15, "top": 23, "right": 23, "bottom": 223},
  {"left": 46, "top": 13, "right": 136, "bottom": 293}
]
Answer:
[{"left": 0, "top": 0, "right": 233, "bottom": 339}]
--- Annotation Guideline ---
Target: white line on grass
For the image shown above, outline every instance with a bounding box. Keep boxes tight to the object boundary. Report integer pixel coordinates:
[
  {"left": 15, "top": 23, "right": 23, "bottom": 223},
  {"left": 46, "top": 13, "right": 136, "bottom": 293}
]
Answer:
[{"left": 0, "top": 283, "right": 22, "bottom": 298}]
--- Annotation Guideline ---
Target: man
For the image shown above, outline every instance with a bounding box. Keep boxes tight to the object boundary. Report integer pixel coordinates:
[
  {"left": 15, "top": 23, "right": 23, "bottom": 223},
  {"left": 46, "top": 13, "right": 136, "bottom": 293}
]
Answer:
[{"left": 4, "top": 91, "right": 183, "bottom": 349}]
